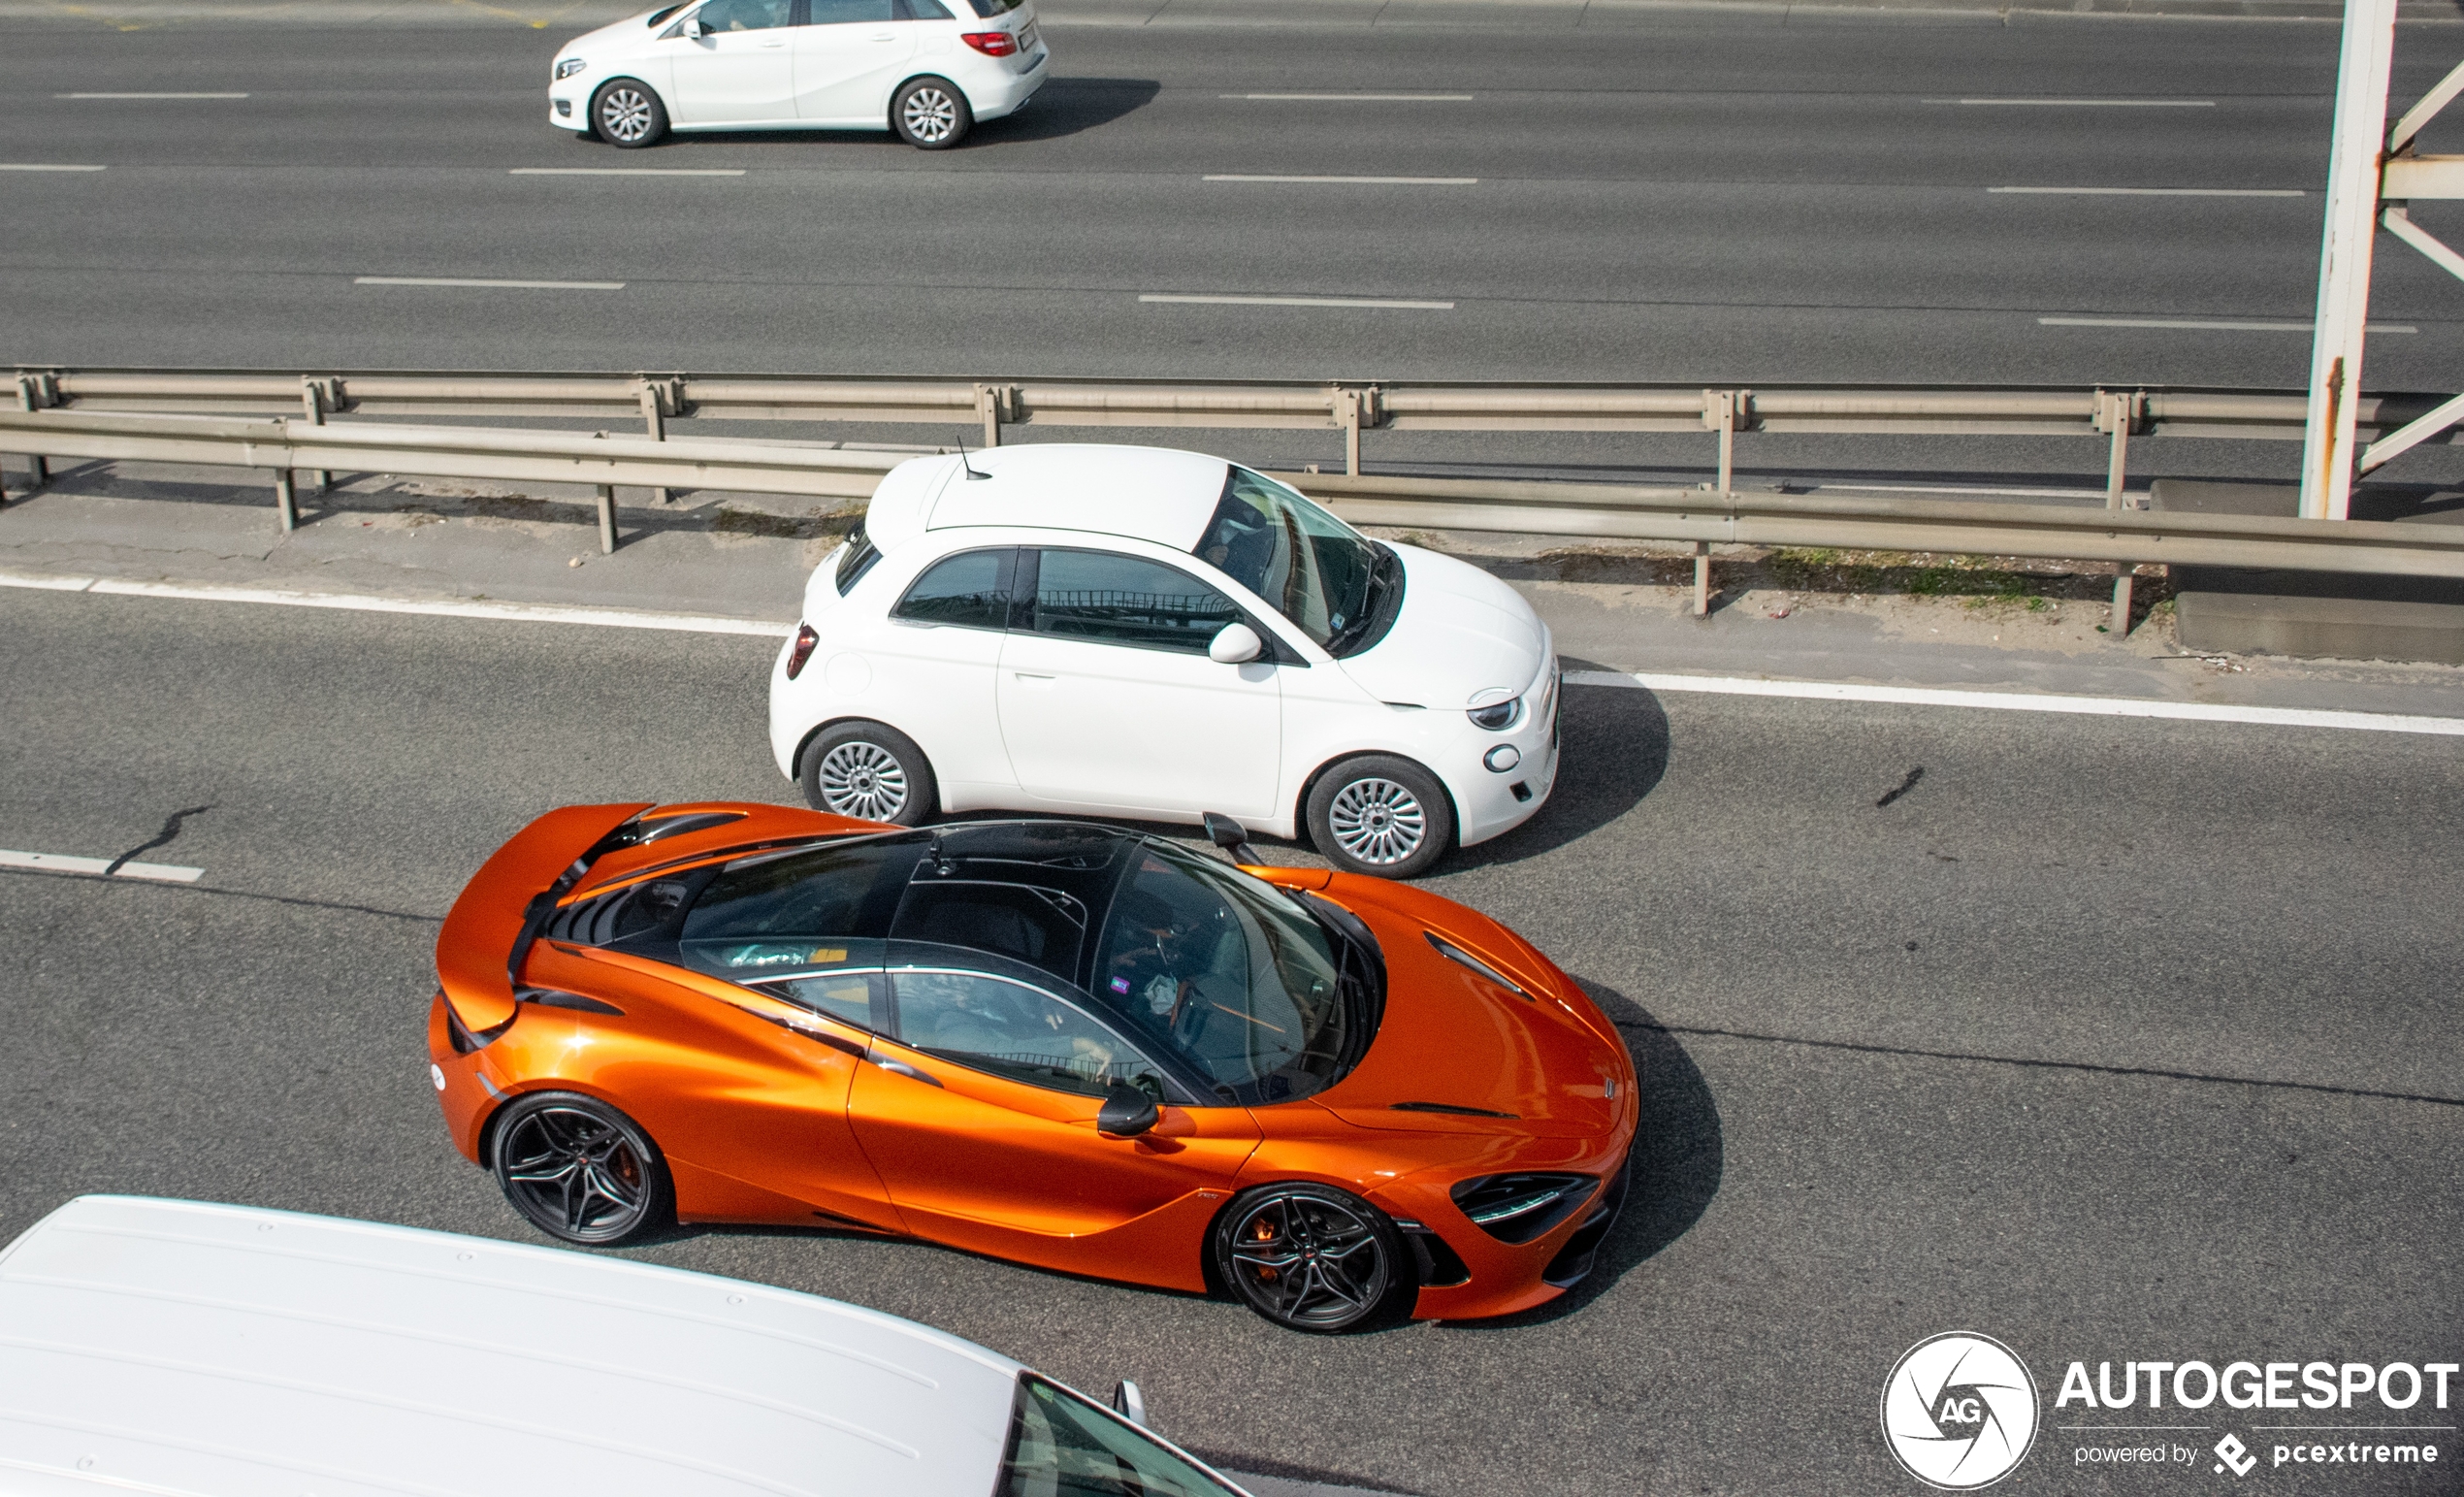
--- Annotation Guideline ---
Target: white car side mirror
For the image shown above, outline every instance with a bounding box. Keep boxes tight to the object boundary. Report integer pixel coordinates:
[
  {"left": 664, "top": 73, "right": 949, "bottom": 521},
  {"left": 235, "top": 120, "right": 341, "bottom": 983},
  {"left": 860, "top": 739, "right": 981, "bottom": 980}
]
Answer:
[
  {"left": 1208, "top": 622, "right": 1263, "bottom": 664},
  {"left": 681, "top": 14, "right": 705, "bottom": 36}
]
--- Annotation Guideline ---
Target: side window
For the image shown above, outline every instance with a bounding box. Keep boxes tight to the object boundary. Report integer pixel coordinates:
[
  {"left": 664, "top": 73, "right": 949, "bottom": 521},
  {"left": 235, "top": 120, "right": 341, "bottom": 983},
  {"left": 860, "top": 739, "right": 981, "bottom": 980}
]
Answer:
[
  {"left": 892, "top": 548, "right": 1016, "bottom": 631},
  {"left": 1029, "top": 549, "right": 1242, "bottom": 655},
  {"left": 809, "top": 0, "right": 893, "bottom": 18},
  {"left": 891, "top": 970, "right": 1166, "bottom": 1099},
  {"left": 834, "top": 527, "right": 882, "bottom": 596},
  {"left": 696, "top": 0, "right": 792, "bottom": 29},
  {"left": 765, "top": 967, "right": 887, "bottom": 1031},
  {"left": 892, "top": 0, "right": 952, "bottom": 16}
]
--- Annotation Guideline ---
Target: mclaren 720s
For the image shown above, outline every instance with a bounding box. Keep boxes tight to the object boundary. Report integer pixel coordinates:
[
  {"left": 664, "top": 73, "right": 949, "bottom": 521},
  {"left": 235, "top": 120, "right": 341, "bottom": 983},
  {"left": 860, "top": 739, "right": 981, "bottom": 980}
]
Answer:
[{"left": 430, "top": 801, "right": 1638, "bottom": 1332}]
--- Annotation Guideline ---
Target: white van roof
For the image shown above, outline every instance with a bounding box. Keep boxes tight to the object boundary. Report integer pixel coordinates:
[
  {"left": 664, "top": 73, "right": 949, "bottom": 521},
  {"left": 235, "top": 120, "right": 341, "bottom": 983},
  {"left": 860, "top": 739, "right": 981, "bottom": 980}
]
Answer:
[{"left": 0, "top": 1196, "right": 1024, "bottom": 1496}]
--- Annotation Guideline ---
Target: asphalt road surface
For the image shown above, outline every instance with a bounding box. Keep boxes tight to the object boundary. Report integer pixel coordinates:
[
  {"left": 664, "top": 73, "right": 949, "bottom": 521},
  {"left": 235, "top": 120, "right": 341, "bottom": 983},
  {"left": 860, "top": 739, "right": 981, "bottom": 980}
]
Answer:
[
  {"left": 10, "top": 5, "right": 2464, "bottom": 393},
  {"left": 3, "top": 584, "right": 2456, "bottom": 1494}
]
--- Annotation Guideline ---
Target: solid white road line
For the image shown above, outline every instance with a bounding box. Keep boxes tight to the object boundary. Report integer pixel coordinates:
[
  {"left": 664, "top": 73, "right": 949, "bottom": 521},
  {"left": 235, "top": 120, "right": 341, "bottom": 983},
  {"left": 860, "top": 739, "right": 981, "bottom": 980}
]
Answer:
[
  {"left": 0, "top": 849, "right": 205, "bottom": 883},
  {"left": 0, "top": 570, "right": 794, "bottom": 636},
  {"left": 1202, "top": 174, "right": 1478, "bottom": 184},
  {"left": 1224, "top": 93, "right": 1475, "bottom": 101},
  {"left": 1, "top": 164, "right": 108, "bottom": 172},
  {"left": 1990, "top": 186, "right": 2305, "bottom": 198},
  {"left": 57, "top": 91, "right": 248, "bottom": 99},
  {"left": 1929, "top": 97, "right": 2214, "bottom": 107},
  {"left": 506, "top": 168, "right": 747, "bottom": 176},
  {"left": 1566, "top": 670, "right": 2464, "bottom": 737},
  {"left": 2039, "top": 315, "right": 2417, "bottom": 333},
  {"left": 1140, "top": 292, "right": 1456, "bottom": 309},
  {"left": 354, "top": 276, "right": 626, "bottom": 289}
]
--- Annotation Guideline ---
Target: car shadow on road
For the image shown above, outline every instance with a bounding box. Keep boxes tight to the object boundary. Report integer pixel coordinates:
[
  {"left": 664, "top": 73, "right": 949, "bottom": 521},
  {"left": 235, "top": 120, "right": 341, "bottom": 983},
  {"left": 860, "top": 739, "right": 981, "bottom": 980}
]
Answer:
[
  {"left": 1442, "top": 663, "right": 1668, "bottom": 872},
  {"left": 1440, "top": 978, "right": 1723, "bottom": 1331},
  {"left": 981, "top": 78, "right": 1162, "bottom": 143}
]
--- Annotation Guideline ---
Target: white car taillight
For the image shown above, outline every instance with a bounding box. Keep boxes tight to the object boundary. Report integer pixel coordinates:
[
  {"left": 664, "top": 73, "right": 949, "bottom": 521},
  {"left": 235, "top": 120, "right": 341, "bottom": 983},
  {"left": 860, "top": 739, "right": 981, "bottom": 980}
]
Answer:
[{"left": 960, "top": 29, "right": 1018, "bottom": 55}]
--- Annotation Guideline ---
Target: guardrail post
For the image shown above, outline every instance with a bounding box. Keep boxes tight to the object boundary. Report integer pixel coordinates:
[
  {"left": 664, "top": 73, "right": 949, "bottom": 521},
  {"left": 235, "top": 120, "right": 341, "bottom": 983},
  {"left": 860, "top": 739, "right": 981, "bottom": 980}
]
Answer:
[
  {"left": 974, "top": 383, "right": 1011, "bottom": 448},
  {"left": 273, "top": 468, "right": 299, "bottom": 532},
  {"left": 1334, "top": 388, "right": 1366, "bottom": 475},
  {"left": 637, "top": 379, "right": 672, "bottom": 505},
  {"left": 12, "top": 374, "right": 50, "bottom": 496},
  {"left": 300, "top": 377, "right": 332, "bottom": 494},
  {"left": 1692, "top": 541, "right": 1712, "bottom": 617},
  {"left": 2094, "top": 389, "right": 2148, "bottom": 634},
  {"left": 1702, "top": 389, "right": 1744, "bottom": 493},
  {"left": 596, "top": 484, "right": 618, "bottom": 554}
]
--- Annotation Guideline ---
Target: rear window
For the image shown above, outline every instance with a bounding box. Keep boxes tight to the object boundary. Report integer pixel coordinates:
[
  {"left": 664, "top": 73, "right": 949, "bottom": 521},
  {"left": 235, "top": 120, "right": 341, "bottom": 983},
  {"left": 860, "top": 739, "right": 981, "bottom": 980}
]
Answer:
[
  {"left": 680, "top": 837, "right": 920, "bottom": 955},
  {"left": 997, "top": 1375, "right": 1244, "bottom": 1497},
  {"left": 963, "top": 0, "right": 1022, "bottom": 13},
  {"left": 835, "top": 526, "right": 883, "bottom": 596}
]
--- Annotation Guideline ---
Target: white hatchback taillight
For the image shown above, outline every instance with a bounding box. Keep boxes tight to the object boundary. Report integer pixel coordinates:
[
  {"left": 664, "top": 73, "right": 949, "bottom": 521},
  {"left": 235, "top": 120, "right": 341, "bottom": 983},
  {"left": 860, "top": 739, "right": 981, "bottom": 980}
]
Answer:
[
  {"left": 785, "top": 622, "right": 820, "bottom": 680},
  {"left": 961, "top": 29, "right": 1018, "bottom": 55}
]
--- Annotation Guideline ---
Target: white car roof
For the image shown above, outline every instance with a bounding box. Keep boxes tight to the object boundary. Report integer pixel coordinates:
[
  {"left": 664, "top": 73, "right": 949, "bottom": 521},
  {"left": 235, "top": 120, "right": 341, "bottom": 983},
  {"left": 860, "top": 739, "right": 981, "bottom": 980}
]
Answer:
[
  {"left": 863, "top": 444, "right": 1234, "bottom": 555},
  {"left": 0, "top": 1195, "right": 1023, "bottom": 1496}
]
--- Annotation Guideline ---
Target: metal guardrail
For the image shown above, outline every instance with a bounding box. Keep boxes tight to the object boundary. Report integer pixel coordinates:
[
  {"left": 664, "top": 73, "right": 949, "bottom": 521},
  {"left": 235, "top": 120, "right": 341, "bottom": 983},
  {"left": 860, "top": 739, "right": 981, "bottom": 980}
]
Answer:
[
  {"left": 6, "top": 409, "right": 2462, "bottom": 594},
  {"left": 15, "top": 366, "right": 2462, "bottom": 489}
]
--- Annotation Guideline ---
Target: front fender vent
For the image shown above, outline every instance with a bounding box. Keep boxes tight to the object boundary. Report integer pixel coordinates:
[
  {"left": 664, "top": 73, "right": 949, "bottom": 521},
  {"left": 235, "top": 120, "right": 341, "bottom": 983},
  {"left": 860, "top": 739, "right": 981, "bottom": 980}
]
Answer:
[{"left": 1449, "top": 1172, "right": 1597, "bottom": 1246}]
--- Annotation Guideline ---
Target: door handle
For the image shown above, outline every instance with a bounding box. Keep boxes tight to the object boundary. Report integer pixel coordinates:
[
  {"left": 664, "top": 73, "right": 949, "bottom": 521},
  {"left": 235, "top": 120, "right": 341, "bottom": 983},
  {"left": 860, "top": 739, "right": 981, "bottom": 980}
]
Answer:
[
  {"left": 1011, "top": 672, "right": 1055, "bottom": 682},
  {"left": 761, "top": 38, "right": 786, "bottom": 46},
  {"left": 870, "top": 30, "right": 895, "bottom": 39},
  {"left": 868, "top": 1054, "right": 942, "bottom": 1087}
]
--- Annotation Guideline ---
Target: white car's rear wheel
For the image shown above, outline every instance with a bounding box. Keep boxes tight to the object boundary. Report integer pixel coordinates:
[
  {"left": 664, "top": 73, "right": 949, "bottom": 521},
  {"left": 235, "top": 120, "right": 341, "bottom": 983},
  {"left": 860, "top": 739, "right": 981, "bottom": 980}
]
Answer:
[
  {"left": 1307, "top": 755, "right": 1453, "bottom": 879},
  {"left": 892, "top": 76, "right": 972, "bottom": 149},
  {"left": 592, "top": 79, "right": 667, "bottom": 148},
  {"left": 800, "top": 720, "right": 938, "bottom": 826}
]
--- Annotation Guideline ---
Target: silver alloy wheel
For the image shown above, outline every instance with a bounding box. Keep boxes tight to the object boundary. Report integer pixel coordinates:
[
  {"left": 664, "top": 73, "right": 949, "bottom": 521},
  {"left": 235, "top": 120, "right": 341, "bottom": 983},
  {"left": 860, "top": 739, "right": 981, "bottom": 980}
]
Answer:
[
  {"left": 900, "top": 85, "right": 958, "bottom": 144},
  {"left": 599, "top": 85, "right": 655, "bottom": 144},
  {"left": 1225, "top": 1190, "right": 1391, "bottom": 1329},
  {"left": 817, "top": 739, "right": 910, "bottom": 820},
  {"left": 1326, "top": 776, "right": 1427, "bottom": 865},
  {"left": 498, "top": 1106, "right": 649, "bottom": 1241}
]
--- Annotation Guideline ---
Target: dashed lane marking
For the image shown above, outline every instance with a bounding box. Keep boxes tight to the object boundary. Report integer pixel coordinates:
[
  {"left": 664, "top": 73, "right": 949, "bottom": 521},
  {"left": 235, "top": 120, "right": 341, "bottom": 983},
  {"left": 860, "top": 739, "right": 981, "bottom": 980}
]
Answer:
[{"left": 2, "top": 849, "right": 204, "bottom": 883}]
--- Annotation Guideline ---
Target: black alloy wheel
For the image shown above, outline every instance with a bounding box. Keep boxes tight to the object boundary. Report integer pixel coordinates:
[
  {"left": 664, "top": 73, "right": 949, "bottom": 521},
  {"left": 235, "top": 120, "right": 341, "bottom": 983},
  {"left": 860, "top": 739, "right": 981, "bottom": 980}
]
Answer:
[
  {"left": 592, "top": 78, "right": 668, "bottom": 148},
  {"left": 800, "top": 719, "right": 938, "bottom": 826},
  {"left": 1211, "top": 1183, "right": 1411, "bottom": 1333},
  {"left": 892, "top": 76, "right": 973, "bottom": 149},
  {"left": 490, "top": 1091, "right": 672, "bottom": 1246}
]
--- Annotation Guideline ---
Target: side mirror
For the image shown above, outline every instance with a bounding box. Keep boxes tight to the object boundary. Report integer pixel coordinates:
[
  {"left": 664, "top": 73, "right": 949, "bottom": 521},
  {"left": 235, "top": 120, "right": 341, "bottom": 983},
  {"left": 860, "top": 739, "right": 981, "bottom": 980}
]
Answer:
[
  {"left": 1207, "top": 621, "right": 1263, "bottom": 665},
  {"left": 1112, "top": 1380, "right": 1148, "bottom": 1427},
  {"left": 1202, "top": 812, "right": 1262, "bottom": 867},
  {"left": 1096, "top": 1083, "right": 1160, "bottom": 1138},
  {"left": 681, "top": 15, "right": 705, "bottom": 36}
]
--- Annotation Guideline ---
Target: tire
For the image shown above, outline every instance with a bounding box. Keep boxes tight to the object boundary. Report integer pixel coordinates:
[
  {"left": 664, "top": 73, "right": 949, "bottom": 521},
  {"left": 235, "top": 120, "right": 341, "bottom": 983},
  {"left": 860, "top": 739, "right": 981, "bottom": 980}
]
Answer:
[
  {"left": 892, "top": 76, "right": 973, "bottom": 149},
  {"left": 490, "top": 1091, "right": 673, "bottom": 1247},
  {"left": 592, "top": 78, "right": 668, "bottom": 148},
  {"left": 1211, "top": 1183, "right": 1413, "bottom": 1333},
  {"left": 799, "top": 719, "right": 938, "bottom": 826},
  {"left": 1305, "top": 754, "right": 1454, "bottom": 880}
]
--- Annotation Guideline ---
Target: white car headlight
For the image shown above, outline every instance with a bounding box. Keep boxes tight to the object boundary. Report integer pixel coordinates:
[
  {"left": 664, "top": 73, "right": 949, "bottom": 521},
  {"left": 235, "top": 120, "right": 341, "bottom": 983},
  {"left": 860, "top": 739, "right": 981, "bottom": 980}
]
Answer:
[
  {"left": 1467, "top": 694, "right": 1524, "bottom": 732},
  {"left": 555, "top": 56, "right": 587, "bottom": 80}
]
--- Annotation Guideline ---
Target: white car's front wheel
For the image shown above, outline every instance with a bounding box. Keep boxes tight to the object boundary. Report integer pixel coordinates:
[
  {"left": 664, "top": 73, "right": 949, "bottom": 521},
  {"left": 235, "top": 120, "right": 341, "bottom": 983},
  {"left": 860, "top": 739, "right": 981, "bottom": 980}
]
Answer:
[
  {"left": 1307, "top": 755, "right": 1454, "bottom": 880},
  {"left": 892, "top": 76, "right": 973, "bottom": 149},
  {"left": 592, "top": 79, "right": 667, "bottom": 148}
]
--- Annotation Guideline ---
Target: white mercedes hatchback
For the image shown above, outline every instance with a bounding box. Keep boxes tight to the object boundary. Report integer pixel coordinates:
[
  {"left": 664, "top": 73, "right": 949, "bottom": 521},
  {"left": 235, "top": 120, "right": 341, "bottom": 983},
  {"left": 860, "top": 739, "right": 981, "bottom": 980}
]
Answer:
[
  {"left": 769, "top": 444, "right": 1561, "bottom": 879},
  {"left": 549, "top": 0, "right": 1048, "bottom": 150}
]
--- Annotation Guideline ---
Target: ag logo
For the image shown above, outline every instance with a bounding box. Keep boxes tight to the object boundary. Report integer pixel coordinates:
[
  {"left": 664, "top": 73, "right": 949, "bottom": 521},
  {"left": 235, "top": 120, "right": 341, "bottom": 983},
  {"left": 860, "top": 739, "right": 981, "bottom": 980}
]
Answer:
[{"left": 1881, "top": 1332, "right": 2040, "bottom": 1489}]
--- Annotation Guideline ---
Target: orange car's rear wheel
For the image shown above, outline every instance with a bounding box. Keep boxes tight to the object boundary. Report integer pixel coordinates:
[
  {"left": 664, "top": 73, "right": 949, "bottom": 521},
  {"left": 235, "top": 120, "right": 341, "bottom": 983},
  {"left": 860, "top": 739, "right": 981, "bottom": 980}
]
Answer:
[
  {"left": 1211, "top": 1183, "right": 1411, "bottom": 1333},
  {"left": 491, "top": 1091, "right": 673, "bottom": 1247}
]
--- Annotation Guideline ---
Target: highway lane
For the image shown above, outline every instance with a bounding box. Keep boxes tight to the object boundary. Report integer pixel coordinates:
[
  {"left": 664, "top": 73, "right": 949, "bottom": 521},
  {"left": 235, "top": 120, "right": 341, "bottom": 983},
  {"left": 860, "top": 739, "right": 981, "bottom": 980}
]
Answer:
[
  {"left": 2, "top": 584, "right": 2456, "bottom": 1493},
  {"left": 11, "top": 12, "right": 2464, "bottom": 392}
]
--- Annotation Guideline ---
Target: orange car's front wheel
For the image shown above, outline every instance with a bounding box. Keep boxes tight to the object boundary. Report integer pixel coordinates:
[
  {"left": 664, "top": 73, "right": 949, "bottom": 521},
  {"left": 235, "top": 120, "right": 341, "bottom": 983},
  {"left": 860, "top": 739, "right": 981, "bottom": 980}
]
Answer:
[
  {"left": 491, "top": 1091, "right": 673, "bottom": 1247},
  {"left": 1211, "top": 1184, "right": 1413, "bottom": 1333}
]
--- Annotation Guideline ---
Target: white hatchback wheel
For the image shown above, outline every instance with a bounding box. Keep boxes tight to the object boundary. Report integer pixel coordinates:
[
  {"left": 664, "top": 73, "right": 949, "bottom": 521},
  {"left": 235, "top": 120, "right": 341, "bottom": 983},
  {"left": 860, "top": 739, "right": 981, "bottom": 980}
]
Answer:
[
  {"left": 817, "top": 740, "right": 910, "bottom": 821},
  {"left": 1327, "top": 777, "right": 1427, "bottom": 865},
  {"left": 892, "top": 76, "right": 973, "bottom": 149}
]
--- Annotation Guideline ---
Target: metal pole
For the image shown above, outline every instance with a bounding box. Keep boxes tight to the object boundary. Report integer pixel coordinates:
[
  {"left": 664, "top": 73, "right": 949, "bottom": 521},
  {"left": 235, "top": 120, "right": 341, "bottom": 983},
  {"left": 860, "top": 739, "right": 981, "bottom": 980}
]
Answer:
[
  {"left": 975, "top": 383, "right": 1003, "bottom": 449},
  {"left": 1692, "top": 540, "right": 1711, "bottom": 617},
  {"left": 14, "top": 376, "right": 48, "bottom": 489},
  {"left": 299, "top": 377, "right": 331, "bottom": 493},
  {"left": 596, "top": 484, "right": 617, "bottom": 554},
  {"left": 639, "top": 383, "right": 670, "bottom": 505},
  {"left": 1338, "top": 389, "right": 1363, "bottom": 476},
  {"left": 274, "top": 469, "right": 298, "bottom": 532},
  {"left": 2300, "top": 0, "right": 2399, "bottom": 520}
]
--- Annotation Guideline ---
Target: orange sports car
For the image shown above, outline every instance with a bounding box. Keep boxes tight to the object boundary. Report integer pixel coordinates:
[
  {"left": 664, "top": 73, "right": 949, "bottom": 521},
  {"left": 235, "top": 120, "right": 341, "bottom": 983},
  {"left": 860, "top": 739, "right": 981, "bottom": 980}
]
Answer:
[{"left": 429, "top": 801, "right": 1637, "bottom": 1331}]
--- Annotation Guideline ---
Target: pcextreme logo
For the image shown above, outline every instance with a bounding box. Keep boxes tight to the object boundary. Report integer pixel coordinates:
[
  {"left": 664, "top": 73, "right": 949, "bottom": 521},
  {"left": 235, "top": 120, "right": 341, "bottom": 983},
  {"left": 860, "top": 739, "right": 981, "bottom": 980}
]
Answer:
[{"left": 1881, "top": 1332, "right": 2042, "bottom": 1490}]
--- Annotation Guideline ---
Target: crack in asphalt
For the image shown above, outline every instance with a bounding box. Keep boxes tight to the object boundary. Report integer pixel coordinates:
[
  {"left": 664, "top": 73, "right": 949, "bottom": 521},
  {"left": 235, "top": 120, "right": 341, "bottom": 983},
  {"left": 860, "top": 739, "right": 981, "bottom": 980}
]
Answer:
[
  {"left": 104, "top": 803, "right": 211, "bottom": 874},
  {"left": 1875, "top": 765, "right": 1925, "bottom": 808},
  {"left": 1617, "top": 1020, "right": 2464, "bottom": 1110}
]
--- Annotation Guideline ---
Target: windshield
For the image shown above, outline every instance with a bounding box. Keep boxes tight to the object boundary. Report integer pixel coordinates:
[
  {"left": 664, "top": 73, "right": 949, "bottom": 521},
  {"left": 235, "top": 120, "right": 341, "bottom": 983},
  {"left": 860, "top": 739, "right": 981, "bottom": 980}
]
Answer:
[
  {"left": 1194, "top": 467, "right": 1386, "bottom": 655},
  {"left": 1091, "top": 842, "right": 1368, "bottom": 1104},
  {"left": 997, "top": 1375, "right": 1247, "bottom": 1497}
]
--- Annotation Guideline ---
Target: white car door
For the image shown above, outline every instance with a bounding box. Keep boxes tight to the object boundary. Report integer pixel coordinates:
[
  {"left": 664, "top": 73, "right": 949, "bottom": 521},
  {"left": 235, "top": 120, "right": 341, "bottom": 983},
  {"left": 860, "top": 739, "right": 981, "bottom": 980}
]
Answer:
[
  {"left": 995, "top": 547, "right": 1282, "bottom": 821},
  {"left": 870, "top": 545, "right": 1021, "bottom": 800},
  {"left": 668, "top": 0, "right": 797, "bottom": 125},
  {"left": 792, "top": 0, "right": 917, "bottom": 124}
]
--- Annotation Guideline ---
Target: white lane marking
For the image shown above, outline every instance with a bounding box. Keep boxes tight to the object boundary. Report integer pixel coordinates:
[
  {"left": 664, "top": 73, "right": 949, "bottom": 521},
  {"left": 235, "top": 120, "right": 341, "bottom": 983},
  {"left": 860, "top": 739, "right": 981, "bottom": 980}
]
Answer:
[
  {"left": 354, "top": 276, "right": 626, "bottom": 289},
  {"left": 1567, "top": 670, "right": 2464, "bottom": 737},
  {"left": 1928, "top": 97, "right": 2214, "bottom": 107},
  {"left": 1, "top": 164, "right": 108, "bottom": 172},
  {"left": 0, "top": 570, "right": 793, "bottom": 636},
  {"left": 506, "top": 168, "right": 747, "bottom": 176},
  {"left": 1223, "top": 93, "right": 1475, "bottom": 101},
  {"left": 2039, "top": 315, "right": 2417, "bottom": 333},
  {"left": 1203, "top": 174, "right": 1478, "bottom": 184},
  {"left": 1141, "top": 292, "right": 1455, "bottom": 309},
  {"left": 1, "top": 849, "right": 205, "bottom": 883},
  {"left": 1990, "top": 186, "right": 2305, "bottom": 197},
  {"left": 56, "top": 91, "right": 248, "bottom": 99}
]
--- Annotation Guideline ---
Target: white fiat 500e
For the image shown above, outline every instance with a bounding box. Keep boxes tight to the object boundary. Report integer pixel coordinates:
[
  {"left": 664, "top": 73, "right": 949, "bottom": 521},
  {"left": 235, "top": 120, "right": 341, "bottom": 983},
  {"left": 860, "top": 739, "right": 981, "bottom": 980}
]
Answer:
[
  {"left": 769, "top": 444, "right": 1561, "bottom": 879},
  {"left": 549, "top": 0, "right": 1048, "bottom": 150}
]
